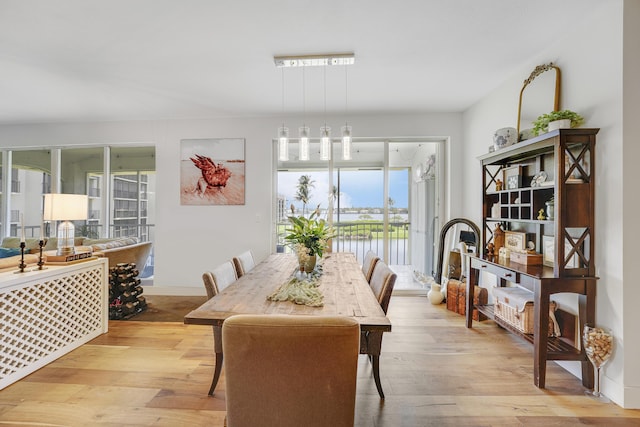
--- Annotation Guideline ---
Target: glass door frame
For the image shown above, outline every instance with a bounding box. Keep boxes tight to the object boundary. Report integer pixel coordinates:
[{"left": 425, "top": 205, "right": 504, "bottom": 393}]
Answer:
[{"left": 273, "top": 137, "right": 446, "bottom": 269}]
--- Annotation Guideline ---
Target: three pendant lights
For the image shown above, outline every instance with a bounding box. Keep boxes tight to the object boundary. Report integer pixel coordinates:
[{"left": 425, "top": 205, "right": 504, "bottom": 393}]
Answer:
[{"left": 276, "top": 53, "right": 354, "bottom": 162}]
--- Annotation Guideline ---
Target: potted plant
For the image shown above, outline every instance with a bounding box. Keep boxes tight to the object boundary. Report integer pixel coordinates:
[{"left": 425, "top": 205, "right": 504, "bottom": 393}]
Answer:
[
  {"left": 532, "top": 110, "right": 584, "bottom": 136},
  {"left": 284, "top": 208, "right": 335, "bottom": 273}
]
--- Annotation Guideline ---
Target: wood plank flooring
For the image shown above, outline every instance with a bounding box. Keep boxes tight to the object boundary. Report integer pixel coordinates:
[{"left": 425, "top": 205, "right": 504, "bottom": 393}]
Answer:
[{"left": 1, "top": 296, "right": 639, "bottom": 426}]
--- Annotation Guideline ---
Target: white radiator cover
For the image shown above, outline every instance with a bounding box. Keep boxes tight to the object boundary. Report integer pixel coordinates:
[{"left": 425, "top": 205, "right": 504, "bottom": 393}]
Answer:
[{"left": 0, "top": 258, "right": 108, "bottom": 390}]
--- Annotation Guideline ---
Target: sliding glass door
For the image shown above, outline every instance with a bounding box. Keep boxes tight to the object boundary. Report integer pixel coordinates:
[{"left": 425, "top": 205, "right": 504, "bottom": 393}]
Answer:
[{"left": 275, "top": 138, "right": 444, "bottom": 288}]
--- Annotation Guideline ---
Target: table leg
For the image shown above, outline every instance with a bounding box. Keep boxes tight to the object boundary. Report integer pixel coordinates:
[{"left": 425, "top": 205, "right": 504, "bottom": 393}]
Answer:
[
  {"left": 533, "top": 280, "right": 550, "bottom": 389},
  {"left": 579, "top": 281, "right": 596, "bottom": 389},
  {"left": 466, "top": 259, "right": 478, "bottom": 328},
  {"left": 208, "top": 325, "right": 223, "bottom": 396}
]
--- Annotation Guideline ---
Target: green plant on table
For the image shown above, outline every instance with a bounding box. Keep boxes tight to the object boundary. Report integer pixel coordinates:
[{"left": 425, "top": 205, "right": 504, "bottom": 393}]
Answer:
[
  {"left": 284, "top": 208, "right": 335, "bottom": 259},
  {"left": 532, "top": 110, "right": 584, "bottom": 136}
]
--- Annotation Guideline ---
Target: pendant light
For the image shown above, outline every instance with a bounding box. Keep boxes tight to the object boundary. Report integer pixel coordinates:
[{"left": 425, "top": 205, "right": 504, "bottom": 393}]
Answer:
[
  {"left": 341, "top": 65, "right": 352, "bottom": 160},
  {"left": 278, "top": 68, "right": 289, "bottom": 161},
  {"left": 299, "top": 68, "right": 310, "bottom": 161},
  {"left": 320, "top": 67, "right": 331, "bottom": 161}
]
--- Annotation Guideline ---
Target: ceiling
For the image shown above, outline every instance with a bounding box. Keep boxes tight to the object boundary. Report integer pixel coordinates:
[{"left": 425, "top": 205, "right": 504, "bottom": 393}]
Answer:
[{"left": 0, "top": 0, "right": 603, "bottom": 125}]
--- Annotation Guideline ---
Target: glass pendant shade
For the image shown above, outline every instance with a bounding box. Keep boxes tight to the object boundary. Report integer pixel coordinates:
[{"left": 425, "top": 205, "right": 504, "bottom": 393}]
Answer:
[
  {"left": 341, "top": 125, "right": 352, "bottom": 160},
  {"left": 320, "top": 126, "right": 331, "bottom": 160},
  {"left": 299, "top": 126, "right": 310, "bottom": 161},
  {"left": 278, "top": 126, "right": 289, "bottom": 161}
]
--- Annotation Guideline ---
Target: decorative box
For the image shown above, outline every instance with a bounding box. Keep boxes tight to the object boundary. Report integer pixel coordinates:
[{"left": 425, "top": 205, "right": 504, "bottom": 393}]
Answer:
[
  {"left": 509, "top": 251, "right": 543, "bottom": 265},
  {"left": 446, "top": 279, "right": 488, "bottom": 321},
  {"left": 492, "top": 286, "right": 559, "bottom": 336}
]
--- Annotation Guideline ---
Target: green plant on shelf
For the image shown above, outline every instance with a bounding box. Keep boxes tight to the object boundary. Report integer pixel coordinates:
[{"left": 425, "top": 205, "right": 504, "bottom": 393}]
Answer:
[{"left": 532, "top": 110, "right": 584, "bottom": 136}]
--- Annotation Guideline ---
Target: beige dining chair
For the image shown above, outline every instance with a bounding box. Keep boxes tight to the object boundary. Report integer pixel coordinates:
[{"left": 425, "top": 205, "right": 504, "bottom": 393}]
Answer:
[
  {"left": 362, "top": 250, "right": 380, "bottom": 283},
  {"left": 201, "top": 271, "right": 219, "bottom": 300},
  {"left": 200, "top": 271, "right": 223, "bottom": 396},
  {"left": 211, "top": 260, "right": 238, "bottom": 292},
  {"left": 232, "top": 250, "right": 255, "bottom": 278},
  {"left": 368, "top": 260, "right": 397, "bottom": 315},
  {"left": 222, "top": 314, "right": 360, "bottom": 427},
  {"left": 361, "top": 260, "right": 397, "bottom": 399}
]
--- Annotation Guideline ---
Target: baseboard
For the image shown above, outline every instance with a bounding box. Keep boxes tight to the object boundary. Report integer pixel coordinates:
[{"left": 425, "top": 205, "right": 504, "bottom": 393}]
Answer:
[{"left": 142, "top": 286, "right": 206, "bottom": 296}]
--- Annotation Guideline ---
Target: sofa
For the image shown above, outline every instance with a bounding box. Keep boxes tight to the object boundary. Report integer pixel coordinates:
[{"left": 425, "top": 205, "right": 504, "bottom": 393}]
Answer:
[{"left": 0, "top": 236, "right": 152, "bottom": 272}]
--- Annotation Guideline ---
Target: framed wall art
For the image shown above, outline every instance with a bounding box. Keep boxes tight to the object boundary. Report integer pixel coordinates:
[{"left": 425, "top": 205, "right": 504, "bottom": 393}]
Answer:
[{"left": 180, "top": 138, "right": 245, "bottom": 206}]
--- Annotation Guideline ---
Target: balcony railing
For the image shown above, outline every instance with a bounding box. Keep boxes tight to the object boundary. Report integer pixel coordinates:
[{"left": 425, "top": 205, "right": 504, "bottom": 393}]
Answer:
[{"left": 277, "top": 220, "right": 410, "bottom": 265}]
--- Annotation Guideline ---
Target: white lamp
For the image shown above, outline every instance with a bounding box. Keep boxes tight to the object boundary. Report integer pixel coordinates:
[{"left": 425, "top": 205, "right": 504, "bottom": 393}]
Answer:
[
  {"left": 320, "top": 126, "right": 331, "bottom": 160},
  {"left": 278, "top": 126, "right": 289, "bottom": 161},
  {"left": 299, "top": 126, "right": 310, "bottom": 161},
  {"left": 43, "top": 193, "right": 88, "bottom": 256},
  {"left": 341, "top": 124, "right": 352, "bottom": 160}
]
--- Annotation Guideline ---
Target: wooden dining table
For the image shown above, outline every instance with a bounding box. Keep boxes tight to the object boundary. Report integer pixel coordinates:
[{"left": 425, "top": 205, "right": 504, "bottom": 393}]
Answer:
[{"left": 184, "top": 252, "right": 392, "bottom": 398}]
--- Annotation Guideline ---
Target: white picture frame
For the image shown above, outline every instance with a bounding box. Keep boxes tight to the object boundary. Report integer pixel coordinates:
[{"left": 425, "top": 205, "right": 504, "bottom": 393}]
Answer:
[{"left": 542, "top": 235, "right": 555, "bottom": 267}]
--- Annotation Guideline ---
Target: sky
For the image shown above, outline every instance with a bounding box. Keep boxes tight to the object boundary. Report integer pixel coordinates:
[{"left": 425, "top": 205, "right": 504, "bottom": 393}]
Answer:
[{"left": 278, "top": 169, "right": 409, "bottom": 210}]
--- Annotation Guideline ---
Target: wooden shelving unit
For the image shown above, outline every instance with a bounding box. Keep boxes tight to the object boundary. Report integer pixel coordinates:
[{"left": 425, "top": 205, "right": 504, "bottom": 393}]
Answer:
[{"left": 466, "top": 128, "right": 599, "bottom": 389}]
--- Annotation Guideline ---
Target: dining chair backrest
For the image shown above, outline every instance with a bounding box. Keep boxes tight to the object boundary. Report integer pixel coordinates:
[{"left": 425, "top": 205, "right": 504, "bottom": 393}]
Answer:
[
  {"left": 232, "top": 250, "right": 256, "bottom": 278},
  {"left": 202, "top": 272, "right": 219, "bottom": 300},
  {"left": 223, "top": 314, "right": 360, "bottom": 427},
  {"left": 362, "top": 250, "right": 380, "bottom": 283},
  {"left": 368, "top": 261, "right": 397, "bottom": 314},
  {"left": 210, "top": 260, "right": 238, "bottom": 292}
]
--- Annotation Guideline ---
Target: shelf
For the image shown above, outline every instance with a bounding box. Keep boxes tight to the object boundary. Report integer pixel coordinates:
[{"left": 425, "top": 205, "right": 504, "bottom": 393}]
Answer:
[
  {"left": 476, "top": 129, "right": 598, "bottom": 389},
  {"left": 476, "top": 304, "right": 582, "bottom": 360},
  {"left": 488, "top": 186, "right": 554, "bottom": 195},
  {"left": 486, "top": 217, "right": 553, "bottom": 225}
]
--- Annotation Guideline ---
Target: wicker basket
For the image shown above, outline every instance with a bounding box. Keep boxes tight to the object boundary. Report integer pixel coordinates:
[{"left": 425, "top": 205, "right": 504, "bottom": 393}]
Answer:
[{"left": 492, "top": 286, "right": 559, "bottom": 337}]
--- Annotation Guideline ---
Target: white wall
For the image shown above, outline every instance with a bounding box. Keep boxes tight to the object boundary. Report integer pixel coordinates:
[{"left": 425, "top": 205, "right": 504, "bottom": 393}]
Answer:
[
  {"left": 0, "top": 112, "right": 462, "bottom": 292},
  {"left": 622, "top": 0, "right": 640, "bottom": 409},
  {"left": 462, "top": 0, "right": 639, "bottom": 408}
]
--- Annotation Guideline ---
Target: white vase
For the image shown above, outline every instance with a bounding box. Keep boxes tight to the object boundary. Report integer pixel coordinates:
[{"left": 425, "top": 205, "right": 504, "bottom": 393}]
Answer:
[
  {"left": 493, "top": 127, "right": 517, "bottom": 150},
  {"left": 427, "top": 283, "right": 444, "bottom": 305},
  {"left": 548, "top": 119, "right": 571, "bottom": 132}
]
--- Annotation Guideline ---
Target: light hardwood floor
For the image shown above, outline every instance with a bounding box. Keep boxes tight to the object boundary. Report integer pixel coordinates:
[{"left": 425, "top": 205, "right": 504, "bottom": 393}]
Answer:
[{"left": 1, "top": 296, "right": 639, "bottom": 426}]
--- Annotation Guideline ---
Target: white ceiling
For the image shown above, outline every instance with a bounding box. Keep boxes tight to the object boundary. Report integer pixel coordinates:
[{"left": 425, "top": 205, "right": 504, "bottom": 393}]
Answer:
[{"left": 0, "top": 0, "right": 603, "bottom": 125}]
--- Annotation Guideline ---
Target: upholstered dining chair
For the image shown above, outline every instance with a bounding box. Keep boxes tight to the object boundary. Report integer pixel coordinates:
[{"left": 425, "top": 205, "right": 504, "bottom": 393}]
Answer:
[
  {"left": 222, "top": 314, "right": 360, "bottom": 427},
  {"left": 210, "top": 260, "right": 238, "bottom": 292},
  {"left": 200, "top": 271, "right": 223, "bottom": 396},
  {"left": 368, "top": 260, "right": 397, "bottom": 315},
  {"left": 201, "top": 271, "right": 219, "bottom": 300},
  {"left": 361, "top": 260, "right": 397, "bottom": 399},
  {"left": 201, "top": 260, "right": 237, "bottom": 396},
  {"left": 362, "top": 250, "right": 380, "bottom": 283},
  {"left": 232, "top": 250, "right": 255, "bottom": 278}
]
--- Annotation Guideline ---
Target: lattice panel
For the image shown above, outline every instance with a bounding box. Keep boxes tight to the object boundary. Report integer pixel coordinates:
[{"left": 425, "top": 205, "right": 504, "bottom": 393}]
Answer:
[{"left": 1, "top": 266, "right": 105, "bottom": 384}]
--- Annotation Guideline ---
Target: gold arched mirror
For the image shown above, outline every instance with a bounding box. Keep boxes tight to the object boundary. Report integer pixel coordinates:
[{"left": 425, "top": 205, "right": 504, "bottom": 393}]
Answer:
[{"left": 517, "top": 63, "right": 561, "bottom": 139}]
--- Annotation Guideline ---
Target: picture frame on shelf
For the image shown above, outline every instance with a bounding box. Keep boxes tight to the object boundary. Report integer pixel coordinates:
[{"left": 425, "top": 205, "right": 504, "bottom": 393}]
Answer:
[
  {"left": 505, "top": 231, "right": 526, "bottom": 251},
  {"left": 542, "top": 235, "right": 555, "bottom": 267},
  {"left": 503, "top": 165, "right": 522, "bottom": 189},
  {"left": 542, "top": 235, "right": 581, "bottom": 268}
]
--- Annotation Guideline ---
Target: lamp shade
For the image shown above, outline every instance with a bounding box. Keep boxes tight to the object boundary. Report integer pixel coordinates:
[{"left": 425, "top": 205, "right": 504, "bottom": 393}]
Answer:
[{"left": 43, "top": 194, "right": 89, "bottom": 221}]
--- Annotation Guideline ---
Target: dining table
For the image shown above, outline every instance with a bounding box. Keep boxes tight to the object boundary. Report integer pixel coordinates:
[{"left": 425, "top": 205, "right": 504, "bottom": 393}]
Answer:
[{"left": 184, "top": 252, "right": 392, "bottom": 398}]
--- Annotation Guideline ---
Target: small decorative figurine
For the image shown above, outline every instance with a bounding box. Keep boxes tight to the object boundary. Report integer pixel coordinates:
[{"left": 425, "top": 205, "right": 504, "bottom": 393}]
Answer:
[
  {"left": 486, "top": 242, "right": 495, "bottom": 257},
  {"left": 495, "top": 179, "right": 503, "bottom": 191},
  {"left": 537, "top": 209, "right": 546, "bottom": 220}
]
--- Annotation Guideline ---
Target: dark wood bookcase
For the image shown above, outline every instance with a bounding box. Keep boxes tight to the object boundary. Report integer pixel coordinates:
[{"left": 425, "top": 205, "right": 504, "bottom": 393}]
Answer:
[{"left": 466, "top": 128, "right": 599, "bottom": 389}]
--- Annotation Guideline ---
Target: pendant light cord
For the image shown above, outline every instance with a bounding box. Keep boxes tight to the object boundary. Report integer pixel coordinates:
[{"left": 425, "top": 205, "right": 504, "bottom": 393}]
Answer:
[
  {"left": 344, "top": 66, "right": 348, "bottom": 126},
  {"left": 323, "top": 66, "right": 327, "bottom": 127},
  {"left": 281, "top": 68, "right": 285, "bottom": 128}
]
